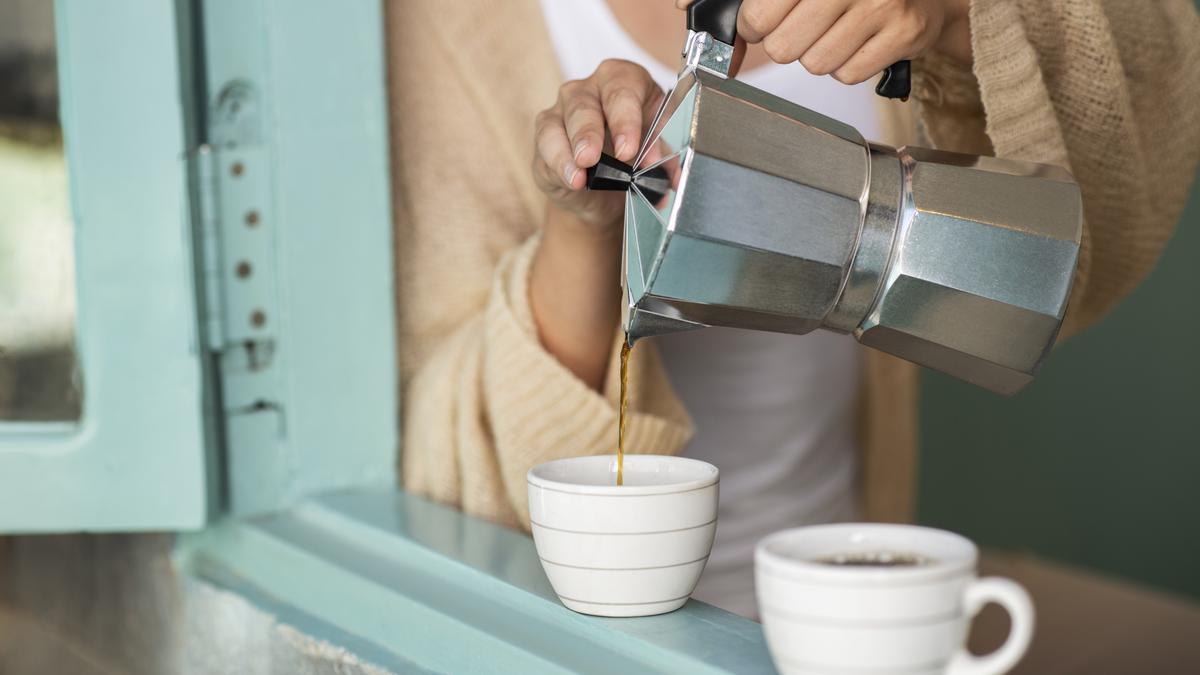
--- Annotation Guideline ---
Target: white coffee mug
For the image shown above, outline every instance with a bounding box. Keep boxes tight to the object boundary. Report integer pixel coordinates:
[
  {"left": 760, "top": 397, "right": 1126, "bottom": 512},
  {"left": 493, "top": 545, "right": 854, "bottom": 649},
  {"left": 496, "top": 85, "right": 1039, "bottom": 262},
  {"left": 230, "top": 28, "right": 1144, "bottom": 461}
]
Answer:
[
  {"left": 527, "top": 454, "right": 719, "bottom": 617},
  {"left": 756, "top": 524, "right": 1034, "bottom": 675}
]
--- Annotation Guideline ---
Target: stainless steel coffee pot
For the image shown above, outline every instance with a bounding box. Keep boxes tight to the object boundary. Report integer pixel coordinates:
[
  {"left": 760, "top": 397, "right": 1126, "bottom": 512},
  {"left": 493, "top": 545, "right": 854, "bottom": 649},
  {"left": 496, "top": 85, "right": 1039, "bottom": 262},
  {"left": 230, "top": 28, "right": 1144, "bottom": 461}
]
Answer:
[{"left": 589, "top": 0, "right": 1081, "bottom": 395}]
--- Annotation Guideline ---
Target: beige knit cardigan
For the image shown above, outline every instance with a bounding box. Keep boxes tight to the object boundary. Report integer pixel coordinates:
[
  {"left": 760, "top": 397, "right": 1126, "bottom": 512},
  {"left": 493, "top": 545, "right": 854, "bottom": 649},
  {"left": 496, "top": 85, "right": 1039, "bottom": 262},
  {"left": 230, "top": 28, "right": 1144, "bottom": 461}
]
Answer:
[{"left": 388, "top": 0, "right": 1200, "bottom": 530}]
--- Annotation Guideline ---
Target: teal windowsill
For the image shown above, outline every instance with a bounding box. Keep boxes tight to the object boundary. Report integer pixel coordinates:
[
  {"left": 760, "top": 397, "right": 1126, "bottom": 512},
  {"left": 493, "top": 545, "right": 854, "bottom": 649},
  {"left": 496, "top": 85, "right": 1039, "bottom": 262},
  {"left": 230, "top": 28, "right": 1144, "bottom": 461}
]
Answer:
[{"left": 176, "top": 489, "right": 775, "bottom": 674}]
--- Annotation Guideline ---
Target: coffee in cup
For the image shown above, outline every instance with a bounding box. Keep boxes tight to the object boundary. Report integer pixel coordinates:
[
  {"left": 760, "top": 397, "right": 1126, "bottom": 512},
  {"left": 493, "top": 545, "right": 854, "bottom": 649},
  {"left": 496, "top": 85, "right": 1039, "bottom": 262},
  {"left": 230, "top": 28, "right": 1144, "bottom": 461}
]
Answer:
[
  {"left": 756, "top": 523, "right": 1034, "bottom": 675},
  {"left": 814, "top": 551, "right": 934, "bottom": 567}
]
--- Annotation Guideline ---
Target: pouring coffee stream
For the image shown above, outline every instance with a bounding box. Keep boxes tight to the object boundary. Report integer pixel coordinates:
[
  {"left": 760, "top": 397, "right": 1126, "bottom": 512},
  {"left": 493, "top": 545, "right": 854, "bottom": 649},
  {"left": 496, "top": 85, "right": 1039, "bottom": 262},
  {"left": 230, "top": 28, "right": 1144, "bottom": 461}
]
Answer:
[
  {"left": 592, "top": 0, "right": 1081, "bottom": 406},
  {"left": 617, "top": 340, "right": 631, "bottom": 486}
]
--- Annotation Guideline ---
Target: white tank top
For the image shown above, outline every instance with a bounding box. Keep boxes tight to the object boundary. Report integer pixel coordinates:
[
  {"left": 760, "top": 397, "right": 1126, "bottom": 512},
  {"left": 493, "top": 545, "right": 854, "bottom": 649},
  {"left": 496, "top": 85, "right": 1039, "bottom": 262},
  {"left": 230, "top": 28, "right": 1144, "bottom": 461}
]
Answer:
[{"left": 538, "top": 0, "right": 874, "bottom": 618}]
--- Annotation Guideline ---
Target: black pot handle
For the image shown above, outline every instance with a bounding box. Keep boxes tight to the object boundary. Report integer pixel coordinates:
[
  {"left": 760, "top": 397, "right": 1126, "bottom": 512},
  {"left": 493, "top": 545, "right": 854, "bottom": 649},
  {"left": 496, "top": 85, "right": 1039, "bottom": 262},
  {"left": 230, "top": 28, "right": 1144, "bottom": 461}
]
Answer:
[
  {"left": 685, "top": 0, "right": 911, "bottom": 100},
  {"left": 875, "top": 59, "right": 911, "bottom": 100},
  {"left": 686, "top": 0, "right": 744, "bottom": 46}
]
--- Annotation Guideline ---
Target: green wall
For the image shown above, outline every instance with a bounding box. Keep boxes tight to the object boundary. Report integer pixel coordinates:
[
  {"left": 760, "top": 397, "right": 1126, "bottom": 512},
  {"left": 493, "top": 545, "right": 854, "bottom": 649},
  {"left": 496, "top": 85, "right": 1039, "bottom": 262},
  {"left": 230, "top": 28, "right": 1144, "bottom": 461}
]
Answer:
[{"left": 918, "top": 179, "right": 1200, "bottom": 600}]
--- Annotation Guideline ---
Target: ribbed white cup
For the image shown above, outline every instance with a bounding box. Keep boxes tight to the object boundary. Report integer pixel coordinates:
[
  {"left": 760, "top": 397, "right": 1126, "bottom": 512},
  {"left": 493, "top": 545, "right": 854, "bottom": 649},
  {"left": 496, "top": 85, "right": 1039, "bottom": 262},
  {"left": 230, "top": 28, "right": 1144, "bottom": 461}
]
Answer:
[
  {"left": 527, "top": 455, "right": 719, "bottom": 617},
  {"left": 755, "top": 524, "right": 1034, "bottom": 675}
]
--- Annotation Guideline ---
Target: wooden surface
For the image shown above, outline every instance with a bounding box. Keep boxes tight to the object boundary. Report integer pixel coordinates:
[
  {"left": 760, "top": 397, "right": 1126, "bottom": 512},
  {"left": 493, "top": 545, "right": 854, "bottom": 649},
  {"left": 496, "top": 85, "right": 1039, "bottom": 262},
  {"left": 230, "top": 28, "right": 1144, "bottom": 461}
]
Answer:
[{"left": 975, "top": 552, "right": 1200, "bottom": 674}]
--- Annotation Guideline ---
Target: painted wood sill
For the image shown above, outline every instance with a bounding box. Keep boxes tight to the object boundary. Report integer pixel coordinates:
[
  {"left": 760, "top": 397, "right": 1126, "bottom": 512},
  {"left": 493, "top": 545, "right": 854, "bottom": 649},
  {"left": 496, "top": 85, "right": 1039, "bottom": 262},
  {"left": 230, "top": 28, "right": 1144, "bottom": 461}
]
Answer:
[{"left": 176, "top": 489, "right": 775, "bottom": 674}]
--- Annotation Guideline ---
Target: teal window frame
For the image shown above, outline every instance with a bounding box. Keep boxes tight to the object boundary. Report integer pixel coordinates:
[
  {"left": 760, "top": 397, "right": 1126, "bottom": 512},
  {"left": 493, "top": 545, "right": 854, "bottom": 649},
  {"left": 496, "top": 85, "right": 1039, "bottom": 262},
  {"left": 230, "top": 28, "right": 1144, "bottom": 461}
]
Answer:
[
  {"left": 179, "top": 490, "right": 773, "bottom": 674},
  {"left": 1, "top": 0, "right": 771, "bottom": 670},
  {"left": 0, "top": 0, "right": 210, "bottom": 532},
  {"left": 187, "top": 0, "right": 398, "bottom": 518}
]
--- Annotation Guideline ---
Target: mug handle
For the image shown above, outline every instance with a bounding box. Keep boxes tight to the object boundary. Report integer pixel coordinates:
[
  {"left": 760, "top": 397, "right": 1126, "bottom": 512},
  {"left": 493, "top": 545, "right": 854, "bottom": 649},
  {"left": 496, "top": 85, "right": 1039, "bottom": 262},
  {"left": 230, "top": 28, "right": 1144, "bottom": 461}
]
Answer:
[{"left": 946, "top": 577, "right": 1035, "bottom": 675}]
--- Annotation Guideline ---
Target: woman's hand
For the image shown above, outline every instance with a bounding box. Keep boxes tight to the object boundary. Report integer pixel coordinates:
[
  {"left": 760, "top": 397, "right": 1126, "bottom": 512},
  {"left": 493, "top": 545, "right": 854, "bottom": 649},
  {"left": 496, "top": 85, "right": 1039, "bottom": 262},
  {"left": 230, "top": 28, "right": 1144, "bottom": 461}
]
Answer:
[
  {"left": 529, "top": 60, "right": 663, "bottom": 390},
  {"left": 676, "top": 0, "right": 972, "bottom": 83},
  {"left": 532, "top": 59, "right": 664, "bottom": 231}
]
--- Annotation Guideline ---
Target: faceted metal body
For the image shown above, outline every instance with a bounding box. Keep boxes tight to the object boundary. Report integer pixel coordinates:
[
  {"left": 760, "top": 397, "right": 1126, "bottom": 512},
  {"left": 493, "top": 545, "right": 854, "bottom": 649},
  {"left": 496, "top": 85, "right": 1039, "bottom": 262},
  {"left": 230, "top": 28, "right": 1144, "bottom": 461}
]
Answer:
[{"left": 622, "top": 70, "right": 1082, "bottom": 395}]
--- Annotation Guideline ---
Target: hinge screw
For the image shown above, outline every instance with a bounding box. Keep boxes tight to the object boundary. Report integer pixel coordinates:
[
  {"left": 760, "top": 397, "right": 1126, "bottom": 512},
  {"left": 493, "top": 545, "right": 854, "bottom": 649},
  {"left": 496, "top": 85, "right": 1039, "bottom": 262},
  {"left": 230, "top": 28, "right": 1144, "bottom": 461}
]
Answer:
[
  {"left": 235, "top": 261, "right": 252, "bottom": 279},
  {"left": 231, "top": 161, "right": 245, "bottom": 177},
  {"left": 250, "top": 310, "right": 266, "bottom": 328},
  {"left": 245, "top": 210, "right": 260, "bottom": 227}
]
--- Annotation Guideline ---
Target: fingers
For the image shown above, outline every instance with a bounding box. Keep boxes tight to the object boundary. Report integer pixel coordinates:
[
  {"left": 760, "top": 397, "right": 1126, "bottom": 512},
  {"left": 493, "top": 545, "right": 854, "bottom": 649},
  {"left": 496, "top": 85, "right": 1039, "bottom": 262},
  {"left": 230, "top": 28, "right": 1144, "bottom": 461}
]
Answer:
[
  {"left": 800, "top": 4, "right": 880, "bottom": 77},
  {"left": 760, "top": 0, "right": 848, "bottom": 65},
  {"left": 830, "top": 6, "right": 936, "bottom": 83},
  {"left": 535, "top": 61, "right": 661, "bottom": 194},
  {"left": 559, "top": 79, "right": 606, "bottom": 170},
  {"left": 562, "top": 61, "right": 660, "bottom": 169},
  {"left": 736, "top": 0, "right": 936, "bottom": 84},
  {"left": 595, "top": 62, "right": 660, "bottom": 162},
  {"left": 737, "top": 0, "right": 803, "bottom": 43},
  {"left": 832, "top": 30, "right": 900, "bottom": 84},
  {"left": 535, "top": 108, "right": 584, "bottom": 191}
]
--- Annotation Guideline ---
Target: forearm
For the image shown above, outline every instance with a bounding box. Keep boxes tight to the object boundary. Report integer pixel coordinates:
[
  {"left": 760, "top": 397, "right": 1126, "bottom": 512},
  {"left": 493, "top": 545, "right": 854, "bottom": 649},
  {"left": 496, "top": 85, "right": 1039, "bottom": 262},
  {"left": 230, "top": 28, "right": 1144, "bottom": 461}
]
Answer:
[{"left": 529, "top": 204, "right": 623, "bottom": 390}]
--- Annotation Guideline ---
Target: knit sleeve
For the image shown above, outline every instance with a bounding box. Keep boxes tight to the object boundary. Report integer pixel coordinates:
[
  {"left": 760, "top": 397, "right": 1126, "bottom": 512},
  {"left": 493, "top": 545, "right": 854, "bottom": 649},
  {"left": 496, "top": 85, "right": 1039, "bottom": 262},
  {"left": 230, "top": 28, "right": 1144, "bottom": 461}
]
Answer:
[
  {"left": 913, "top": 0, "right": 1200, "bottom": 335},
  {"left": 402, "top": 234, "right": 693, "bottom": 529}
]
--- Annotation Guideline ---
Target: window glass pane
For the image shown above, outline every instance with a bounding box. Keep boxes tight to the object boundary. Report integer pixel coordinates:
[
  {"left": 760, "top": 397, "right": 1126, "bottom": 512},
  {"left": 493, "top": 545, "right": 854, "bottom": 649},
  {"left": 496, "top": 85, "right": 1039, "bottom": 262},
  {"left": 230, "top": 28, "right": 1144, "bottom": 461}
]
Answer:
[{"left": 0, "top": 0, "right": 81, "bottom": 421}]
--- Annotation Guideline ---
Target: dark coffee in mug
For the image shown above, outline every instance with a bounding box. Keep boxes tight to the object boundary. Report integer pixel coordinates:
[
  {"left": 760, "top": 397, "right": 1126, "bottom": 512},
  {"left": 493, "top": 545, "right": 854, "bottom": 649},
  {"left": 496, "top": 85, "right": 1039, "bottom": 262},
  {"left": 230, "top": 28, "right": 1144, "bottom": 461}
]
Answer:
[
  {"left": 814, "top": 552, "right": 934, "bottom": 567},
  {"left": 758, "top": 524, "right": 1035, "bottom": 673}
]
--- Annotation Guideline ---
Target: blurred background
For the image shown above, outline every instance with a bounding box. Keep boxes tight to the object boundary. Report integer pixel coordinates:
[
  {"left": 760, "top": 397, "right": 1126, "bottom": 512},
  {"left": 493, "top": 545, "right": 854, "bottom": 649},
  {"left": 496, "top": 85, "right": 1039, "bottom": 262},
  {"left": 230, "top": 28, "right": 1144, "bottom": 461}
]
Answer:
[
  {"left": 919, "top": 184, "right": 1200, "bottom": 602},
  {"left": 0, "top": 0, "right": 80, "bottom": 422},
  {"left": 0, "top": 0, "right": 1197, "bottom": 610}
]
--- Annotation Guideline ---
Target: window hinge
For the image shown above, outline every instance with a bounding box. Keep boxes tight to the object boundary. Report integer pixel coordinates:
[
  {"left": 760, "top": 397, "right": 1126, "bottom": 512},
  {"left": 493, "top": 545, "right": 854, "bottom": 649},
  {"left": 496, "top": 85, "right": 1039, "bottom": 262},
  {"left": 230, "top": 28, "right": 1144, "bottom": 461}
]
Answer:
[
  {"left": 192, "top": 145, "right": 226, "bottom": 351},
  {"left": 192, "top": 83, "right": 277, "bottom": 351},
  {"left": 190, "top": 80, "right": 290, "bottom": 515}
]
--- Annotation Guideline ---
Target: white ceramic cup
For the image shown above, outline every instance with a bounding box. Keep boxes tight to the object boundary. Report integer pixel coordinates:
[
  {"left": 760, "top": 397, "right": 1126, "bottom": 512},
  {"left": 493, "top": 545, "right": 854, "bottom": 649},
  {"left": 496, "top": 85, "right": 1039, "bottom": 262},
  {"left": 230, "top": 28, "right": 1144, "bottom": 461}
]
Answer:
[
  {"left": 756, "top": 523, "right": 1034, "bottom": 675},
  {"left": 527, "top": 454, "right": 719, "bottom": 617}
]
